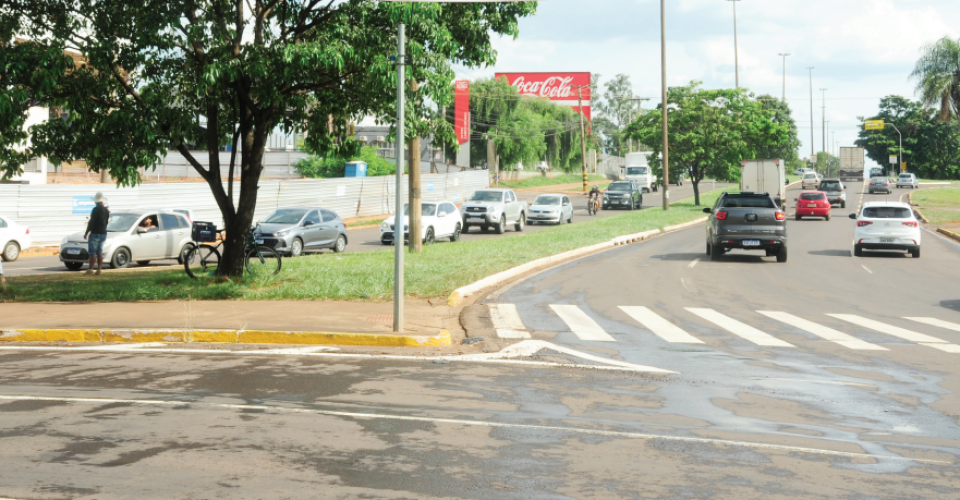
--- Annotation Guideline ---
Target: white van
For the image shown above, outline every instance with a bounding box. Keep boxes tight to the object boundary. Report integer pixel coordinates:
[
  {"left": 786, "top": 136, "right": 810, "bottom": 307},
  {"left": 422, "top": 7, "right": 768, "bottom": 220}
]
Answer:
[{"left": 624, "top": 152, "right": 657, "bottom": 192}]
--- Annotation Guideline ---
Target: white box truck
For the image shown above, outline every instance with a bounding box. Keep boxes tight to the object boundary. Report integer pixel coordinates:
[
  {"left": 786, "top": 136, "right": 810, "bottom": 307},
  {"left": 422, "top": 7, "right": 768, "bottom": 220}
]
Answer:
[
  {"left": 839, "top": 147, "right": 865, "bottom": 182},
  {"left": 741, "top": 159, "right": 786, "bottom": 208},
  {"left": 624, "top": 152, "right": 657, "bottom": 192}
]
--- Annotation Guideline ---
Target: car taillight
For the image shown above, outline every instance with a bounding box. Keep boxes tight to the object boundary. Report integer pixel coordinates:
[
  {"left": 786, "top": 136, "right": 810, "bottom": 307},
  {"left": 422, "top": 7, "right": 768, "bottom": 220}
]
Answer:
[
  {"left": 25, "top": 228, "right": 29, "bottom": 234},
  {"left": 715, "top": 211, "right": 728, "bottom": 220},
  {"left": 775, "top": 212, "right": 786, "bottom": 221},
  {"left": 884, "top": 183, "right": 889, "bottom": 186},
  {"left": 902, "top": 221, "right": 918, "bottom": 228},
  {"left": 857, "top": 221, "right": 873, "bottom": 227}
]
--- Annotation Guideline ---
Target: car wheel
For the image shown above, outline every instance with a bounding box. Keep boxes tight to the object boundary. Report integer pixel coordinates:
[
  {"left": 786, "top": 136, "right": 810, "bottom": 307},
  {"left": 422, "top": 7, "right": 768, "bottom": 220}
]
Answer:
[
  {"left": 2, "top": 241, "right": 20, "bottom": 262},
  {"left": 795, "top": 214, "right": 801, "bottom": 221},
  {"left": 177, "top": 244, "right": 195, "bottom": 265},
  {"left": 136, "top": 260, "right": 151, "bottom": 266},
  {"left": 111, "top": 247, "right": 131, "bottom": 269},
  {"left": 841, "top": 201, "right": 846, "bottom": 208},
  {"left": 333, "top": 235, "right": 346, "bottom": 253},
  {"left": 825, "top": 215, "right": 830, "bottom": 221},
  {"left": 381, "top": 239, "right": 391, "bottom": 246},
  {"left": 709, "top": 243, "right": 721, "bottom": 261},
  {"left": 290, "top": 238, "right": 304, "bottom": 257},
  {"left": 854, "top": 244, "right": 863, "bottom": 257},
  {"left": 424, "top": 227, "right": 435, "bottom": 244},
  {"left": 462, "top": 223, "right": 470, "bottom": 233},
  {"left": 776, "top": 246, "right": 788, "bottom": 263},
  {"left": 567, "top": 213, "right": 573, "bottom": 224},
  {"left": 912, "top": 248, "right": 920, "bottom": 258},
  {"left": 495, "top": 215, "right": 506, "bottom": 234},
  {"left": 64, "top": 262, "right": 84, "bottom": 271},
  {"left": 706, "top": 242, "right": 711, "bottom": 256},
  {"left": 653, "top": 185, "right": 658, "bottom": 192},
  {"left": 514, "top": 213, "right": 525, "bottom": 232},
  {"left": 628, "top": 199, "right": 634, "bottom": 211},
  {"left": 450, "top": 224, "right": 462, "bottom": 242}
]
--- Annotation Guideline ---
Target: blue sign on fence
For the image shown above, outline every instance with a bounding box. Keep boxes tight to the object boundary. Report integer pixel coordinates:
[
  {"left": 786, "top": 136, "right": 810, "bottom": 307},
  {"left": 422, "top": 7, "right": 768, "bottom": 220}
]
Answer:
[
  {"left": 453, "top": 193, "right": 459, "bottom": 203},
  {"left": 427, "top": 181, "right": 434, "bottom": 192},
  {"left": 72, "top": 196, "right": 95, "bottom": 215}
]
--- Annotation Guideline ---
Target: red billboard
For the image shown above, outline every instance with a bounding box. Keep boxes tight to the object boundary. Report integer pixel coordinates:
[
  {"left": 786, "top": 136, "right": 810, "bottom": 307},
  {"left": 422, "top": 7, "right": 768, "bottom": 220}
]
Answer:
[
  {"left": 494, "top": 72, "right": 591, "bottom": 121},
  {"left": 454, "top": 80, "right": 470, "bottom": 145}
]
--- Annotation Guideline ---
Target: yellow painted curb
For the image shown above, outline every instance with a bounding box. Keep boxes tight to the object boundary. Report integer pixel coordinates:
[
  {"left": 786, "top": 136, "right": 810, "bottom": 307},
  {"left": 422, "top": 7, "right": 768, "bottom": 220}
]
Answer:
[
  {"left": 937, "top": 228, "right": 960, "bottom": 244},
  {"left": 447, "top": 291, "right": 462, "bottom": 307},
  {"left": 0, "top": 328, "right": 451, "bottom": 347}
]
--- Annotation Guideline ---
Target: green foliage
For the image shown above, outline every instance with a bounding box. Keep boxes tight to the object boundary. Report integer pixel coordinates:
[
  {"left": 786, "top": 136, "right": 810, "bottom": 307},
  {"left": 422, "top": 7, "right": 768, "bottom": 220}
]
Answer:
[
  {"left": 855, "top": 96, "right": 960, "bottom": 180},
  {"left": 628, "top": 82, "right": 795, "bottom": 204},
  {"left": 498, "top": 173, "right": 607, "bottom": 189},
  {"left": 910, "top": 36, "right": 960, "bottom": 129},
  {"left": 754, "top": 95, "right": 802, "bottom": 166},
  {"left": 295, "top": 145, "right": 398, "bottom": 178},
  {"left": 593, "top": 74, "right": 645, "bottom": 156}
]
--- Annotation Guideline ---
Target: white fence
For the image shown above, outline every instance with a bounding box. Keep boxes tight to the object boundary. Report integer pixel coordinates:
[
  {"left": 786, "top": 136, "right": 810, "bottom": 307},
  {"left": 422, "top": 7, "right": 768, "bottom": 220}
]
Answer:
[{"left": 0, "top": 170, "right": 490, "bottom": 245}]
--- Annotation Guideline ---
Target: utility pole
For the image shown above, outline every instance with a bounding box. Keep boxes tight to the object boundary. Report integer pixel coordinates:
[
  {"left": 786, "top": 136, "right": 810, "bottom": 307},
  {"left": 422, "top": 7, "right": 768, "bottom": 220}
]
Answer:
[
  {"left": 807, "top": 67, "right": 814, "bottom": 155},
  {"left": 661, "top": 0, "right": 670, "bottom": 210},
  {"left": 577, "top": 86, "right": 589, "bottom": 192},
  {"left": 820, "top": 88, "right": 827, "bottom": 155},
  {"left": 408, "top": 82, "right": 422, "bottom": 253},
  {"left": 728, "top": 0, "right": 741, "bottom": 89},
  {"left": 778, "top": 53, "right": 790, "bottom": 102},
  {"left": 392, "top": 23, "right": 405, "bottom": 333}
]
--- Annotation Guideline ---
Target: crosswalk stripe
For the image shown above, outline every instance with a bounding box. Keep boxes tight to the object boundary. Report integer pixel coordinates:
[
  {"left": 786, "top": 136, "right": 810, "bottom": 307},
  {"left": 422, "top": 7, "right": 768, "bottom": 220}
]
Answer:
[
  {"left": 904, "top": 317, "right": 960, "bottom": 333},
  {"left": 757, "top": 311, "right": 888, "bottom": 351},
  {"left": 685, "top": 308, "right": 795, "bottom": 347},
  {"left": 828, "top": 314, "right": 960, "bottom": 352},
  {"left": 549, "top": 305, "right": 617, "bottom": 342},
  {"left": 489, "top": 304, "right": 531, "bottom": 339},
  {"left": 619, "top": 306, "right": 705, "bottom": 344}
]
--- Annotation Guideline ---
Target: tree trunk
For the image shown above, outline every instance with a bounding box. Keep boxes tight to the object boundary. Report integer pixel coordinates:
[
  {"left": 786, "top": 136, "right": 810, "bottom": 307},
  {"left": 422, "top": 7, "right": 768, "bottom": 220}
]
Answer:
[
  {"left": 692, "top": 178, "right": 700, "bottom": 206},
  {"left": 219, "top": 127, "right": 266, "bottom": 276}
]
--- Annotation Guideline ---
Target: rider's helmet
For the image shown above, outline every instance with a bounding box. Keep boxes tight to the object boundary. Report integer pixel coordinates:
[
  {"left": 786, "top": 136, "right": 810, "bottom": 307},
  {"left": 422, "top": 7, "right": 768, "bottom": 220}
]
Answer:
[{"left": 592, "top": 185, "right": 598, "bottom": 190}]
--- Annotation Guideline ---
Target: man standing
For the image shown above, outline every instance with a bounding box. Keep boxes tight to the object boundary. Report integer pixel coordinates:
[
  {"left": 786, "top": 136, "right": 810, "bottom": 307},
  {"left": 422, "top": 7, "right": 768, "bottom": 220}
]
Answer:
[{"left": 84, "top": 192, "right": 109, "bottom": 275}]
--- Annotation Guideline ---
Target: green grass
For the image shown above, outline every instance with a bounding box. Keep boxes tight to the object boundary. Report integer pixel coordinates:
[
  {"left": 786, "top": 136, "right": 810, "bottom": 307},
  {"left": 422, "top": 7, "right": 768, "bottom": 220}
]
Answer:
[
  {"left": 346, "top": 218, "right": 385, "bottom": 228},
  {"left": 912, "top": 186, "right": 960, "bottom": 225},
  {"left": 499, "top": 173, "right": 608, "bottom": 189},
  {"left": 3, "top": 190, "right": 725, "bottom": 303}
]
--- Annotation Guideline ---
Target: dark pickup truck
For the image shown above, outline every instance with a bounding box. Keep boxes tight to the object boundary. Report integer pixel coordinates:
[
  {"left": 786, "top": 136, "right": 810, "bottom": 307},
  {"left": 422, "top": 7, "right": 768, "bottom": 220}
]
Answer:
[{"left": 703, "top": 191, "right": 788, "bottom": 263}]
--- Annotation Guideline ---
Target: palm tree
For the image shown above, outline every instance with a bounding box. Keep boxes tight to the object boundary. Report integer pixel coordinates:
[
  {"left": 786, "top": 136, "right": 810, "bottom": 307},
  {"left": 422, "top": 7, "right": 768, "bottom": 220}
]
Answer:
[{"left": 910, "top": 37, "right": 960, "bottom": 132}]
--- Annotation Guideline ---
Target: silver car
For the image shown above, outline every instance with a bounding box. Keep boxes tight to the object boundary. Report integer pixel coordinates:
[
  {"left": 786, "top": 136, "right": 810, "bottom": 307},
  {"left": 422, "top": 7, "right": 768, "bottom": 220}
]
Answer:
[
  {"left": 528, "top": 194, "right": 574, "bottom": 225},
  {"left": 59, "top": 209, "right": 194, "bottom": 270},
  {"left": 254, "top": 207, "right": 348, "bottom": 257},
  {"left": 869, "top": 176, "right": 892, "bottom": 194},
  {"left": 896, "top": 173, "right": 919, "bottom": 189}
]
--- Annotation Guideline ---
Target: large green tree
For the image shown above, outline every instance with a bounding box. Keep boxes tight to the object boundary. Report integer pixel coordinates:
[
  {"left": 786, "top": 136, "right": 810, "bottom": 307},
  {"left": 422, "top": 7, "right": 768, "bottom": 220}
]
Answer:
[
  {"left": 0, "top": 1, "right": 536, "bottom": 275},
  {"left": 628, "top": 82, "right": 794, "bottom": 205},
  {"left": 593, "top": 74, "right": 641, "bottom": 156},
  {"left": 910, "top": 36, "right": 960, "bottom": 130},
  {"left": 754, "top": 95, "right": 801, "bottom": 168}
]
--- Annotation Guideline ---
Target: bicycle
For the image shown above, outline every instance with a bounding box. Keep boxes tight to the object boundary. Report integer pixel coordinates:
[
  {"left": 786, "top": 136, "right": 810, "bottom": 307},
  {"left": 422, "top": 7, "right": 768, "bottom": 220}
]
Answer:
[{"left": 184, "top": 226, "right": 282, "bottom": 278}]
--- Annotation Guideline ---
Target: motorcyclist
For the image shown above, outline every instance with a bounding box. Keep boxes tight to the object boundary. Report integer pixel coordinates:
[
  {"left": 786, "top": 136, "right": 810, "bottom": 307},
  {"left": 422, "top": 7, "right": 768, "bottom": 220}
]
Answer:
[{"left": 586, "top": 185, "right": 603, "bottom": 212}]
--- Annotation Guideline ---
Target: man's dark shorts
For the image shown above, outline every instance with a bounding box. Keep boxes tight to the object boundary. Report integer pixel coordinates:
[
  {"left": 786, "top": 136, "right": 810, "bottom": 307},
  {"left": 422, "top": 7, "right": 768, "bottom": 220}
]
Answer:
[{"left": 88, "top": 233, "right": 107, "bottom": 255}]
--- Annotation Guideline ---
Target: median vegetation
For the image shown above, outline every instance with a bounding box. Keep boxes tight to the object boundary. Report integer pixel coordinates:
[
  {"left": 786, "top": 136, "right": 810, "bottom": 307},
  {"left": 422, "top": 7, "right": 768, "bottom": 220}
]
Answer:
[
  {"left": 498, "top": 173, "right": 609, "bottom": 189},
  {"left": 1, "top": 190, "right": 728, "bottom": 303},
  {"left": 912, "top": 186, "right": 960, "bottom": 225}
]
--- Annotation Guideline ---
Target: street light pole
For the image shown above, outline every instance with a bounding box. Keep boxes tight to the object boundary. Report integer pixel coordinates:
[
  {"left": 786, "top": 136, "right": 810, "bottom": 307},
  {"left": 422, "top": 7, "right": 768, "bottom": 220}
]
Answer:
[
  {"left": 393, "top": 23, "right": 405, "bottom": 333},
  {"left": 728, "top": 0, "right": 741, "bottom": 89},
  {"left": 661, "top": 0, "right": 669, "bottom": 210},
  {"left": 887, "top": 122, "right": 903, "bottom": 175},
  {"left": 820, "top": 88, "right": 827, "bottom": 154},
  {"left": 807, "top": 67, "right": 814, "bottom": 155},
  {"left": 778, "top": 53, "right": 790, "bottom": 102}
]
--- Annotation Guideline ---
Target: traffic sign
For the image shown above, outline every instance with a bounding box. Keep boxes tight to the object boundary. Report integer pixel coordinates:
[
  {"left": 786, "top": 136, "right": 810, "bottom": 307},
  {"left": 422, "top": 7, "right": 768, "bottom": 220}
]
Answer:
[
  {"left": 865, "top": 120, "right": 884, "bottom": 130},
  {"left": 889, "top": 155, "right": 897, "bottom": 164},
  {"left": 901, "top": 162, "right": 907, "bottom": 171}
]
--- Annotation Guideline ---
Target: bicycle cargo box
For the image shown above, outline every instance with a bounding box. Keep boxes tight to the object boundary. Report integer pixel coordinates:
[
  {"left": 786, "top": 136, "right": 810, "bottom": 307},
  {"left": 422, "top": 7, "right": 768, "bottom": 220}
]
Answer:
[{"left": 192, "top": 222, "right": 218, "bottom": 242}]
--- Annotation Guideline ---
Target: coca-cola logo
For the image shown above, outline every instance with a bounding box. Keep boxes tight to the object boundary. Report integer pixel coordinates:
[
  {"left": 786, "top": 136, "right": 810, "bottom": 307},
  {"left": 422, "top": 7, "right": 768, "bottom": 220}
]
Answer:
[
  {"left": 511, "top": 76, "right": 577, "bottom": 99},
  {"left": 455, "top": 80, "right": 469, "bottom": 91}
]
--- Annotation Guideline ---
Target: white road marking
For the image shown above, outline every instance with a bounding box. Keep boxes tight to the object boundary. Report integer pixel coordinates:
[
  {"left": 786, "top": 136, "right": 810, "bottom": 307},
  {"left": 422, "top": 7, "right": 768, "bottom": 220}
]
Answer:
[
  {"left": 489, "top": 303, "right": 531, "bottom": 339},
  {"left": 904, "top": 317, "right": 960, "bottom": 333},
  {"left": 619, "top": 306, "right": 705, "bottom": 344},
  {"left": 828, "top": 314, "right": 959, "bottom": 352},
  {"left": 861, "top": 265, "right": 873, "bottom": 274},
  {"left": 757, "top": 311, "right": 888, "bottom": 351},
  {"left": 548, "top": 305, "right": 617, "bottom": 342},
  {"left": 685, "top": 308, "right": 795, "bottom": 347},
  {"left": 687, "top": 258, "right": 700, "bottom": 268},
  {"left": 0, "top": 394, "right": 944, "bottom": 465}
]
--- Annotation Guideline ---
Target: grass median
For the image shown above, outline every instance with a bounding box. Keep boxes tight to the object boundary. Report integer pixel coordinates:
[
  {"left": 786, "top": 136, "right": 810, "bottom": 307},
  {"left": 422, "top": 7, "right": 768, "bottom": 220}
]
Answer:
[
  {"left": 1, "top": 190, "right": 727, "bottom": 303},
  {"left": 499, "top": 173, "right": 608, "bottom": 189},
  {"left": 911, "top": 186, "right": 960, "bottom": 225}
]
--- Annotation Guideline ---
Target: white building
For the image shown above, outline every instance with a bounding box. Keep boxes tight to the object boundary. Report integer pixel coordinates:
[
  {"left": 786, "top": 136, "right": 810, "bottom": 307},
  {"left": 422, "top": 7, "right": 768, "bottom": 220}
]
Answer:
[{"left": 4, "top": 106, "right": 50, "bottom": 185}]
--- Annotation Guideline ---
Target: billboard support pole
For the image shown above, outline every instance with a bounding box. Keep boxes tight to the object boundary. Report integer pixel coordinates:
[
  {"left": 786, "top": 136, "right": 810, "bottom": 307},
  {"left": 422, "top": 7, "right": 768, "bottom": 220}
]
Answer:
[
  {"left": 577, "top": 86, "right": 588, "bottom": 192},
  {"left": 393, "top": 23, "right": 405, "bottom": 333}
]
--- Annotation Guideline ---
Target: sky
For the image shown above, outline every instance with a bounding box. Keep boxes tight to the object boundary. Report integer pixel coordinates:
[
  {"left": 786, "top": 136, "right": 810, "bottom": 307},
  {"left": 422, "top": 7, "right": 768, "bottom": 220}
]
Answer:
[{"left": 455, "top": 0, "right": 960, "bottom": 166}]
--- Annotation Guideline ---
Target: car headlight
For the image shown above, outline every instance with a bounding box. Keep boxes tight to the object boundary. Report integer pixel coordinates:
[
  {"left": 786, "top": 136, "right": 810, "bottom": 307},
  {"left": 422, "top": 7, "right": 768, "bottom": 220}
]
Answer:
[
  {"left": 381, "top": 222, "right": 390, "bottom": 230},
  {"left": 276, "top": 230, "right": 290, "bottom": 237},
  {"left": 61, "top": 236, "right": 69, "bottom": 244}
]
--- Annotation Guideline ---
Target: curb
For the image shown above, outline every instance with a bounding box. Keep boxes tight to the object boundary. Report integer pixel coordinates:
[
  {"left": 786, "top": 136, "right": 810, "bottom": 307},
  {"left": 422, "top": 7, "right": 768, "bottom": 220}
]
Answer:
[
  {"left": 0, "top": 328, "right": 451, "bottom": 347},
  {"left": 447, "top": 216, "right": 710, "bottom": 306},
  {"left": 937, "top": 228, "right": 960, "bottom": 244},
  {"left": 907, "top": 191, "right": 931, "bottom": 224}
]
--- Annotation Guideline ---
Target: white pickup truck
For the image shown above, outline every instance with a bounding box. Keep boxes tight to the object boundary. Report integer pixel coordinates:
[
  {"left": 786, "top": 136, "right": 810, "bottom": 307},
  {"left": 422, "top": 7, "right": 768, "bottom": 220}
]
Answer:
[{"left": 460, "top": 188, "right": 528, "bottom": 234}]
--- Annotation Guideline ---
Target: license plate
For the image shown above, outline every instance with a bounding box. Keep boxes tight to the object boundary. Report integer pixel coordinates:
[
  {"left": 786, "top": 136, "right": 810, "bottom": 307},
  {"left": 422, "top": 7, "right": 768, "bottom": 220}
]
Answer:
[
  {"left": 255, "top": 239, "right": 264, "bottom": 244},
  {"left": 66, "top": 248, "right": 80, "bottom": 255},
  {"left": 469, "top": 216, "right": 484, "bottom": 219},
  {"left": 742, "top": 240, "right": 761, "bottom": 247},
  {"left": 807, "top": 203, "right": 817, "bottom": 207},
  {"left": 880, "top": 238, "right": 895, "bottom": 243}
]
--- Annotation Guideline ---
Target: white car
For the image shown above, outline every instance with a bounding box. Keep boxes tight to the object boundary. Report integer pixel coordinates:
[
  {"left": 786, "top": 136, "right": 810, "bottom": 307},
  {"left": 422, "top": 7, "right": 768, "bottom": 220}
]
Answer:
[
  {"left": 801, "top": 172, "right": 820, "bottom": 190},
  {"left": 0, "top": 215, "right": 31, "bottom": 262},
  {"left": 850, "top": 201, "right": 921, "bottom": 258},
  {"left": 528, "top": 193, "right": 574, "bottom": 225},
  {"left": 381, "top": 200, "right": 462, "bottom": 245},
  {"left": 896, "top": 173, "right": 919, "bottom": 189},
  {"left": 60, "top": 209, "right": 194, "bottom": 269}
]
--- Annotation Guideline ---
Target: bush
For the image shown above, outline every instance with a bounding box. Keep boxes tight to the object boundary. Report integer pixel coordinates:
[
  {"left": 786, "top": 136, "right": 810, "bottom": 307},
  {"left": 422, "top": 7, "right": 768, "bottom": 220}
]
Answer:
[{"left": 295, "top": 146, "right": 399, "bottom": 178}]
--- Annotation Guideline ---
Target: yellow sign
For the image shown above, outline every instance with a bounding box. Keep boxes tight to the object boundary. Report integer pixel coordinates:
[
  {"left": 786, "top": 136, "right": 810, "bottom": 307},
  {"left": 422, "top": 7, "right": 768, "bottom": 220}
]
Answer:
[
  {"left": 864, "top": 120, "right": 885, "bottom": 130},
  {"left": 901, "top": 162, "right": 907, "bottom": 171}
]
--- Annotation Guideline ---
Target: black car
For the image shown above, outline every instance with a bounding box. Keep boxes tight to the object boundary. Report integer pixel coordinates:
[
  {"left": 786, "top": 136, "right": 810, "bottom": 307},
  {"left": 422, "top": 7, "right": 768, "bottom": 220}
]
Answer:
[
  {"left": 603, "top": 181, "right": 643, "bottom": 210},
  {"left": 703, "top": 191, "right": 788, "bottom": 262}
]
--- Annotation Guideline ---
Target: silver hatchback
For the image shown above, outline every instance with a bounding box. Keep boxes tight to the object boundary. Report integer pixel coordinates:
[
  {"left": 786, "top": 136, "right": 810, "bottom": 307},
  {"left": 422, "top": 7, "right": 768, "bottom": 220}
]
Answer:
[
  {"left": 254, "top": 207, "right": 348, "bottom": 257},
  {"left": 869, "top": 176, "right": 892, "bottom": 194},
  {"left": 59, "top": 209, "right": 194, "bottom": 270}
]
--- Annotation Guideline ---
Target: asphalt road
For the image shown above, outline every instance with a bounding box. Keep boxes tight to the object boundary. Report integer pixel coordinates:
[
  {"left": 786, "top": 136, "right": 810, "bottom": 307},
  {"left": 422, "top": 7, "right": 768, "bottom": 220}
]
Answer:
[{"left": 3, "top": 181, "right": 724, "bottom": 277}]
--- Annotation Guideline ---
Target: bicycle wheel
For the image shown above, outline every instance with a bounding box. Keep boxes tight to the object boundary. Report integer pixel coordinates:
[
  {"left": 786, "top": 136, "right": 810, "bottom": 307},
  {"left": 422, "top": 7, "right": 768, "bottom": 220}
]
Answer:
[
  {"left": 245, "top": 245, "right": 281, "bottom": 277},
  {"left": 184, "top": 245, "right": 221, "bottom": 279}
]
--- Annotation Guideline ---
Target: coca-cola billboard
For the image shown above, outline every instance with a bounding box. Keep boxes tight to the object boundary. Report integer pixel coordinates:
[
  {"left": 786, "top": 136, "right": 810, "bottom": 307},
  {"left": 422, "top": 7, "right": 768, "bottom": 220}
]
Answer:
[{"left": 494, "top": 72, "right": 591, "bottom": 121}]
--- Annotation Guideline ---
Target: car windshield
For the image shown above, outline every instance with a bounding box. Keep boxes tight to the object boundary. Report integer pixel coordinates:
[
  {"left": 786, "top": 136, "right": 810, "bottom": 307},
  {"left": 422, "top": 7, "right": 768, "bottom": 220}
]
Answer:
[
  {"left": 533, "top": 195, "right": 562, "bottom": 206},
  {"left": 106, "top": 213, "right": 140, "bottom": 232},
  {"left": 819, "top": 182, "right": 840, "bottom": 190},
  {"left": 626, "top": 167, "right": 648, "bottom": 175},
  {"left": 608, "top": 182, "right": 632, "bottom": 191},
  {"left": 800, "top": 193, "right": 825, "bottom": 200},
  {"left": 470, "top": 191, "right": 503, "bottom": 202},
  {"left": 863, "top": 206, "right": 912, "bottom": 218},
  {"left": 402, "top": 204, "right": 437, "bottom": 216},
  {"left": 720, "top": 196, "right": 776, "bottom": 208},
  {"left": 263, "top": 209, "right": 308, "bottom": 224}
]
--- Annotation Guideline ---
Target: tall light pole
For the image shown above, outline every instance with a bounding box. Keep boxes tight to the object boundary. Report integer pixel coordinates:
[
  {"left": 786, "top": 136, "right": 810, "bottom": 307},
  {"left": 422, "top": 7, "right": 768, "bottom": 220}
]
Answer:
[
  {"left": 806, "top": 67, "right": 814, "bottom": 155},
  {"left": 392, "top": 23, "right": 406, "bottom": 333},
  {"left": 728, "top": 0, "right": 741, "bottom": 89},
  {"left": 661, "top": 0, "right": 669, "bottom": 210},
  {"left": 778, "top": 53, "right": 790, "bottom": 102},
  {"left": 820, "top": 88, "right": 827, "bottom": 154}
]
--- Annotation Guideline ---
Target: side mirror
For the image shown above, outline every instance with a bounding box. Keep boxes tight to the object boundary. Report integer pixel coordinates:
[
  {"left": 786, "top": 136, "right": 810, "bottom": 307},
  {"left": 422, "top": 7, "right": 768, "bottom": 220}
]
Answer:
[
  {"left": 703, "top": 208, "right": 712, "bottom": 214},
  {"left": 848, "top": 213, "right": 857, "bottom": 219},
  {"left": 303, "top": 220, "right": 314, "bottom": 227},
  {"left": 137, "top": 227, "right": 147, "bottom": 234},
  {"left": 794, "top": 198, "right": 798, "bottom": 202},
  {"left": 438, "top": 212, "right": 447, "bottom": 218}
]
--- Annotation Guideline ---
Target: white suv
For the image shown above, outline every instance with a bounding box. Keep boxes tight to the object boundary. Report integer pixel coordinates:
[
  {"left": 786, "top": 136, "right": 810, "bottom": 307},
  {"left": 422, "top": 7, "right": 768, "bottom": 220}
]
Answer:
[
  {"left": 801, "top": 172, "right": 820, "bottom": 190},
  {"left": 381, "top": 200, "right": 463, "bottom": 245},
  {"left": 850, "top": 202, "right": 921, "bottom": 258}
]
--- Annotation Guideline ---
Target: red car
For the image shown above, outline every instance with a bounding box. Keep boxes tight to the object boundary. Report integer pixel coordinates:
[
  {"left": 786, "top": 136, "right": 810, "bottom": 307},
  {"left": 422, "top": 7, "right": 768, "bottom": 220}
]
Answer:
[{"left": 795, "top": 191, "right": 831, "bottom": 221}]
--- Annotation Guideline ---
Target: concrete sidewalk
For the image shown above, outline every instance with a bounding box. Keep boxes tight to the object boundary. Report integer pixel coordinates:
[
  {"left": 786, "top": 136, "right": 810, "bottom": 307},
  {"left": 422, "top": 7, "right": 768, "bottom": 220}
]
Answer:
[{"left": 0, "top": 299, "right": 459, "bottom": 346}]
